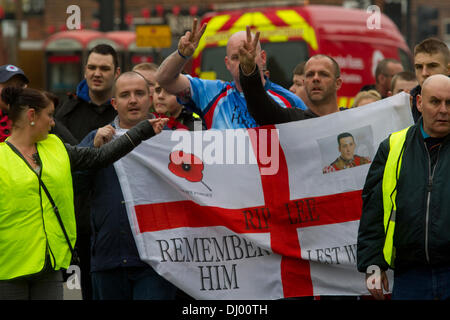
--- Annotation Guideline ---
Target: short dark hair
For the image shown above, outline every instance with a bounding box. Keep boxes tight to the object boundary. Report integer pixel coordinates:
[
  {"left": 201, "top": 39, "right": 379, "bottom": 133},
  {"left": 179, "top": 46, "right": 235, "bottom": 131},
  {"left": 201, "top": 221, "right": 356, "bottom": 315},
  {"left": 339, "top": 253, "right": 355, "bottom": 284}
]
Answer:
[
  {"left": 1, "top": 87, "right": 51, "bottom": 123},
  {"left": 375, "top": 58, "right": 402, "bottom": 82},
  {"left": 414, "top": 37, "right": 450, "bottom": 64},
  {"left": 87, "top": 44, "right": 119, "bottom": 70},
  {"left": 43, "top": 91, "right": 59, "bottom": 109},
  {"left": 112, "top": 71, "right": 150, "bottom": 97},
  {"left": 307, "top": 54, "right": 341, "bottom": 78},
  {"left": 337, "top": 132, "right": 354, "bottom": 146},
  {"left": 293, "top": 61, "right": 306, "bottom": 76},
  {"left": 391, "top": 71, "right": 417, "bottom": 91}
]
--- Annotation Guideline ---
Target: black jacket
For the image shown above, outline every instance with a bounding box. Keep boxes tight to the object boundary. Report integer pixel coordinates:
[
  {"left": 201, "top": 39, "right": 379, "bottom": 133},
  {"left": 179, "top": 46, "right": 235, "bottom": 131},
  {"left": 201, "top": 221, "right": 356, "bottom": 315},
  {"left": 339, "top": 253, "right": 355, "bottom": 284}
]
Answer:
[
  {"left": 55, "top": 82, "right": 117, "bottom": 240},
  {"left": 66, "top": 120, "right": 155, "bottom": 172},
  {"left": 357, "top": 121, "right": 450, "bottom": 272},
  {"left": 55, "top": 92, "right": 117, "bottom": 144},
  {"left": 73, "top": 118, "right": 156, "bottom": 271},
  {"left": 52, "top": 120, "right": 78, "bottom": 145}
]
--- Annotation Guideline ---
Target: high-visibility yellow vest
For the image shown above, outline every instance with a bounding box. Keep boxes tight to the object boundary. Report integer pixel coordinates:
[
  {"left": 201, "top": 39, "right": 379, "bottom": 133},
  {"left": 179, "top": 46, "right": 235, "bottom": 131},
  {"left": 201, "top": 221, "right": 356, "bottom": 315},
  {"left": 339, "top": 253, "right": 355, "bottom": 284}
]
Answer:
[
  {"left": 382, "top": 127, "right": 410, "bottom": 268},
  {"left": 0, "top": 134, "right": 76, "bottom": 280}
]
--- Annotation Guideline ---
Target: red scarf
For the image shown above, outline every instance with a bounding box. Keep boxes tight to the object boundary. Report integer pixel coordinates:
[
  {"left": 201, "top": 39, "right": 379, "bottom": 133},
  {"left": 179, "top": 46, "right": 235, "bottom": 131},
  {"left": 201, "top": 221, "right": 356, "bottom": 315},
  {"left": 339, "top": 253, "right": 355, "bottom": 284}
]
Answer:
[{"left": 152, "top": 112, "right": 188, "bottom": 130}]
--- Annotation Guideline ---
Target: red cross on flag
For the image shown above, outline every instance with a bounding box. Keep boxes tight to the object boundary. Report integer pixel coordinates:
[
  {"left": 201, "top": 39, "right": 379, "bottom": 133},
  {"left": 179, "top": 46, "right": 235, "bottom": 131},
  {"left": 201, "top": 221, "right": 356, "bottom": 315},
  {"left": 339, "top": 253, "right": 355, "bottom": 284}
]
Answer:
[{"left": 114, "top": 93, "right": 412, "bottom": 299}]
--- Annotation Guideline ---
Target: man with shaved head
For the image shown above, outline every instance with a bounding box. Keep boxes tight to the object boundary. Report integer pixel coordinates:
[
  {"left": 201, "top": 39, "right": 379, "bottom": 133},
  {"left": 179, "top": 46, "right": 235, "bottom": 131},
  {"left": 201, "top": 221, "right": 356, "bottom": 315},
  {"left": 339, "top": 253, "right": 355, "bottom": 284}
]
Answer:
[
  {"left": 75, "top": 71, "right": 176, "bottom": 300},
  {"left": 357, "top": 74, "right": 450, "bottom": 300},
  {"left": 155, "top": 19, "right": 307, "bottom": 129},
  {"left": 238, "top": 28, "right": 343, "bottom": 125}
]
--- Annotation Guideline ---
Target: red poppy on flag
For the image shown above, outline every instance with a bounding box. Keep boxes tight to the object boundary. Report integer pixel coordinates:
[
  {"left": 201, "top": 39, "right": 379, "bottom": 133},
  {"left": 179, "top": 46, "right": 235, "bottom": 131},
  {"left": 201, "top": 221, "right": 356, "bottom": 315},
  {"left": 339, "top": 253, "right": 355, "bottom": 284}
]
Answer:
[{"left": 168, "top": 150, "right": 211, "bottom": 191}]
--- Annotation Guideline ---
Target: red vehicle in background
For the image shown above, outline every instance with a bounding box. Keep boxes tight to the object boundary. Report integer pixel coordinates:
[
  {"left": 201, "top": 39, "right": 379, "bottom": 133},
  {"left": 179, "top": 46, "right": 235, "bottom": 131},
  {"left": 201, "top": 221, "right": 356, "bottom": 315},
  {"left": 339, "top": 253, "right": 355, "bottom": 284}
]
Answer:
[
  {"left": 105, "top": 31, "right": 155, "bottom": 70},
  {"left": 44, "top": 30, "right": 102, "bottom": 97},
  {"left": 191, "top": 5, "right": 413, "bottom": 107}
]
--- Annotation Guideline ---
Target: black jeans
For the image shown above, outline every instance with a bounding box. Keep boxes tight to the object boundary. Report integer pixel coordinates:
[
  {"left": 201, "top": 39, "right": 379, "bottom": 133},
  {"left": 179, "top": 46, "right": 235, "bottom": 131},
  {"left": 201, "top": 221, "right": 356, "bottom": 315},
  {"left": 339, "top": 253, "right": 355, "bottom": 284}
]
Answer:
[
  {"left": 91, "top": 266, "right": 177, "bottom": 300},
  {"left": 0, "top": 270, "right": 64, "bottom": 300}
]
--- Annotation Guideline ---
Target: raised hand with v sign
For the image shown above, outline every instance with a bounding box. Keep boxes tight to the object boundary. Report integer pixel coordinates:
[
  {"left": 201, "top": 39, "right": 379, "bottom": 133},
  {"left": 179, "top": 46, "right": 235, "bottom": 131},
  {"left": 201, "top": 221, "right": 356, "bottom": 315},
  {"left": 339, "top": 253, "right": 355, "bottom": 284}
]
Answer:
[
  {"left": 238, "top": 26, "right": 261, "bottom": 76},
  {"left": 178, "top": 18, "right": 207, "bottom": 59}
]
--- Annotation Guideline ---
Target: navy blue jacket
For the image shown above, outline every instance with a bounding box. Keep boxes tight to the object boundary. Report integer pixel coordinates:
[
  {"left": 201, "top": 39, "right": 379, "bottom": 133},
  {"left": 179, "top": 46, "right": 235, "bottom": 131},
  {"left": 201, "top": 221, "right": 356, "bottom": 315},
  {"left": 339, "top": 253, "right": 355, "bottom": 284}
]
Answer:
[{"left": 76, "top": 123, "right": 148, "bottom": 272}]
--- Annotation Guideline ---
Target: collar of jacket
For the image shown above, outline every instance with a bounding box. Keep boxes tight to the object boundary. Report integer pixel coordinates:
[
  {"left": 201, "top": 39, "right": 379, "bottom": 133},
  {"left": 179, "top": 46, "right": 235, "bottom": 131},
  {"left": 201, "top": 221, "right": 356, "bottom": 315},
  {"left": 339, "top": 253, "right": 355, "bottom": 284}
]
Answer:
[
  {"left": 406, "top": 119, "right": 450, "bottom": 149},
  {"left": 76, "top": 79, "right": 90, "bottom": 102},
  {"left": 410, "top": 84, "right": 421, "bottom": 97},
  {"left": 76, "top": 79, "right": 112, "bottom": 106},
  {"left": 112, "top": 113, "right": 156, "bottom": 130}
]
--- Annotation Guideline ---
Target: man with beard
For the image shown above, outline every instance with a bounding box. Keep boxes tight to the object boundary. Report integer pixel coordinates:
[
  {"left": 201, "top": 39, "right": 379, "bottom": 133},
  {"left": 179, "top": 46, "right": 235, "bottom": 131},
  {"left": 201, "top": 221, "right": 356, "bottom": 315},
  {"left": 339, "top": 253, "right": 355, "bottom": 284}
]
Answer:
[
  {"left": 75, "top": 72, "right": 175, "bottom": 300},
  {"left": 155, "top": 20, "right": 306, "bottom": 129}
]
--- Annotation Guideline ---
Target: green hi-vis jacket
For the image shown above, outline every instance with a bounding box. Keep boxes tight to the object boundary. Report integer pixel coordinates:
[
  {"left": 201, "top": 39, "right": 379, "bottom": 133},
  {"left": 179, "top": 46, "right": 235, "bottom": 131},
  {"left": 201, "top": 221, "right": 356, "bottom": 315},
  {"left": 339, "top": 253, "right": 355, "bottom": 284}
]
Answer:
[
  {"left": 381, "top": 127, "right": 409, "bottom": 268},
  {"left": 0, "top": 134, "right": 76, "bottom": 280}
]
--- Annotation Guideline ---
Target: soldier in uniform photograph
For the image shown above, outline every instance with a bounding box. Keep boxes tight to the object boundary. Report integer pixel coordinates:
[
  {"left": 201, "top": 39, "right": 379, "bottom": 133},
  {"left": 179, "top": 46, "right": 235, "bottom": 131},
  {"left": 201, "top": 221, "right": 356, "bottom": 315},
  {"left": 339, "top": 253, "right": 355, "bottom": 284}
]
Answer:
[{"left": 323, "top": 132, "right": 371, "bottom": 174}]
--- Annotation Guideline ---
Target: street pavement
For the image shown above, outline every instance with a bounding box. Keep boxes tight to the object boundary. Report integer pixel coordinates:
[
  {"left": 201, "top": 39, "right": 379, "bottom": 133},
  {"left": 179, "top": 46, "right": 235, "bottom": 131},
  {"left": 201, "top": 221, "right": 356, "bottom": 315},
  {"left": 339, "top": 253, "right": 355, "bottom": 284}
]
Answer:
[{"left": 63, "top": 282, "right": 82, "bottom": 300}]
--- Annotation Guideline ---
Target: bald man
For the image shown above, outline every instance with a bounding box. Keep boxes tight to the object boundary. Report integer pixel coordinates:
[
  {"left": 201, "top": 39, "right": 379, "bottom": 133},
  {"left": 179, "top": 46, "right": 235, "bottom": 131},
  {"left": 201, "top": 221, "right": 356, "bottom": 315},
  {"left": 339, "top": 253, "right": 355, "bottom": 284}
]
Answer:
[
  {"left": 75, "top": 72, "right": 175, "bottom": 300},
  {"left": 156, "top": 19, "right": 307, "bottom": 129},
  {"left": 238, "top": 26, "right": 344, "bottom": 125},
  {"left": 357, "top": 75, "right": 450, "bottom": 300}
]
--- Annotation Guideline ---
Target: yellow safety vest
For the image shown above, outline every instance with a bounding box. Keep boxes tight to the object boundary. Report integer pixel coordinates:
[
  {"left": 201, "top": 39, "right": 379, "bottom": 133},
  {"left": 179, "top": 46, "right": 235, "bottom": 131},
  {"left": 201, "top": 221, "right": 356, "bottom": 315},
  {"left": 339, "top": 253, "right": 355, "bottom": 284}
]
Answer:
[
  {"left": 0, "top": 134, "right": 76, "bottom": 280},
  {"left": 382, "top": 127, "right": 410, "bottom": 268}
]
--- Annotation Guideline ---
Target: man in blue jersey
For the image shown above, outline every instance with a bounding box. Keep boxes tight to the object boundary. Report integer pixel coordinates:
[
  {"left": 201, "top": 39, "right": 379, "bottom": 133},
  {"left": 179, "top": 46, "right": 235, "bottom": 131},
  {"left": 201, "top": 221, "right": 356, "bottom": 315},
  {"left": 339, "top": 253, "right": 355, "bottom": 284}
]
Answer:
[{"left": 155, "top": 19, "right": 307, "bottom": 130}]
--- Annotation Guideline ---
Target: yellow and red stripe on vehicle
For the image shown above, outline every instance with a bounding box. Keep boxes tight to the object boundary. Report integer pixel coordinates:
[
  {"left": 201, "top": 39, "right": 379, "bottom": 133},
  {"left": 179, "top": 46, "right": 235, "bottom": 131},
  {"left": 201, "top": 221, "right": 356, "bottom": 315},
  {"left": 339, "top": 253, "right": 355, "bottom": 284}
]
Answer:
[
  {"left": 338, "top": 96, "right": 356, "bottom": 109},
  {"left": 193, "top": 9, "right": 318, "bottom": 61}
]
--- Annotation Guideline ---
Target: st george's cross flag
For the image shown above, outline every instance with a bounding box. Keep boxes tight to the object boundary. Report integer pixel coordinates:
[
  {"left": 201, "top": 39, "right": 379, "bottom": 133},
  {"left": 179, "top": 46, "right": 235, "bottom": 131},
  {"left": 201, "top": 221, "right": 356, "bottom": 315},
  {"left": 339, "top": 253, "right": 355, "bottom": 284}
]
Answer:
[{"left": 114, "top": 93, "right": 413, "bottom": 299}]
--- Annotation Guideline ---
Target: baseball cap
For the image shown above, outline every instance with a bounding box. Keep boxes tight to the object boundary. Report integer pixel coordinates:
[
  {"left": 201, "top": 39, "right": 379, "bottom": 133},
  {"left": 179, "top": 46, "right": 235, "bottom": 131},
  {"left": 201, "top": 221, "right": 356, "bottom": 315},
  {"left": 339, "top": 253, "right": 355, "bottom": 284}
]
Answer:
[{"left": 0, "top": 64, "right": 29, "bottom": 84}]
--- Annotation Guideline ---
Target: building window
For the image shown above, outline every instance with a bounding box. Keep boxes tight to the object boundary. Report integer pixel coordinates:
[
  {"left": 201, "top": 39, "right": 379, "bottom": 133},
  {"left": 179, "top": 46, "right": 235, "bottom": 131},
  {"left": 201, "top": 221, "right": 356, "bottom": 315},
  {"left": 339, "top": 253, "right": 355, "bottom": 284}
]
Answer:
[
  {"left": 22, "top": 0, "right": 44, "bottom": 15},
  {"left": 444, "top": 18, "right": 450, "bottom": 40}
]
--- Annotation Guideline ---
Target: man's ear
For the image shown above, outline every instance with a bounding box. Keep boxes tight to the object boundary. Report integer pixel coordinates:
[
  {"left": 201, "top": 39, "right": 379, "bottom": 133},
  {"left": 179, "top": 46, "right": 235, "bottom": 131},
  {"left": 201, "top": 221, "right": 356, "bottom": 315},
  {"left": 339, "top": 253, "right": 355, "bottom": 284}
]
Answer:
[
  {"left": 376, "top": 74, "right": 383, "bottom": 85},
  {"left": 115, "top": 67, "right": 121, "bottom": 80},
  {"left": 224, "top": 56, "right": 232, "bottom": 73},
  {"left": 111, "top": 97, "right": 118, "bottom": 111},
  {"left": 335, "top": 77, "right": 343, "bottom": 91},
  {"left": 260, "top": 49, "right": 267, "bottom": 65},
  {"left": 416, "top": 94, "right": 423, "bottom": 113}
]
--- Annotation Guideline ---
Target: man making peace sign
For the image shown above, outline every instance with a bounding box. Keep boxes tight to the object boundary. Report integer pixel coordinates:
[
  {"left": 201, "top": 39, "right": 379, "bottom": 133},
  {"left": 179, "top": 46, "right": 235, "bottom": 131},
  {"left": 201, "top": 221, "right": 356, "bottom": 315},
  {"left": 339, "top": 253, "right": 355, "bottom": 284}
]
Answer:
[{"left": 155, "top": 19, "right": 307, "bottom": 130}]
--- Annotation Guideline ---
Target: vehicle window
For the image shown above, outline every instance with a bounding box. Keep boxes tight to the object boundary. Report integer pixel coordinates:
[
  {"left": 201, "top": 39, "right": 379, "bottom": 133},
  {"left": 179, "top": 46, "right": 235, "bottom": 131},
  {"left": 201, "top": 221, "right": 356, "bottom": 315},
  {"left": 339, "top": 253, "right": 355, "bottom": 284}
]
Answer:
[
  {"left": 263, "top": 41, "right": 309, "bottom": 89},
  {"left": 201, "top": 46, "right": 230, "bottom": 81}
]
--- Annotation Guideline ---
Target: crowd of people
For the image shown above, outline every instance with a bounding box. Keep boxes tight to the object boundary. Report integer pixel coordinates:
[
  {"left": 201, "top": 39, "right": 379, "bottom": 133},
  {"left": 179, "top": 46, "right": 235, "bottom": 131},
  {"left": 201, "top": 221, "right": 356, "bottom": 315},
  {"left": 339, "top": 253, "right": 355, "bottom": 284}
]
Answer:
[{"left": 0, "top": 17, "right": 448, "bottom": 300}]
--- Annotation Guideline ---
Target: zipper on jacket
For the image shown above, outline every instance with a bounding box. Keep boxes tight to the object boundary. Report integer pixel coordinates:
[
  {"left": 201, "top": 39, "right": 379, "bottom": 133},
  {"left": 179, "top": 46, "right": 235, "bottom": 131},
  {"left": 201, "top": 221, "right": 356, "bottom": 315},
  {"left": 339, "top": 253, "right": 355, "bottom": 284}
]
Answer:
[{"left": 424, "top": 143, "right": 441, "bottom": 264}]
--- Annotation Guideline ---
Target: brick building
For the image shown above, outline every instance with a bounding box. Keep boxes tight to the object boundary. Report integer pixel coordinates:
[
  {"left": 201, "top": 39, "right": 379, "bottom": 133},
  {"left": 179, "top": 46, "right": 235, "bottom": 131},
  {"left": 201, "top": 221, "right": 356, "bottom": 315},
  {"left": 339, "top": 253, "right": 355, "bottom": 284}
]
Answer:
[{"left": 0, "top": 0, "right": 448, "bottom": 90}]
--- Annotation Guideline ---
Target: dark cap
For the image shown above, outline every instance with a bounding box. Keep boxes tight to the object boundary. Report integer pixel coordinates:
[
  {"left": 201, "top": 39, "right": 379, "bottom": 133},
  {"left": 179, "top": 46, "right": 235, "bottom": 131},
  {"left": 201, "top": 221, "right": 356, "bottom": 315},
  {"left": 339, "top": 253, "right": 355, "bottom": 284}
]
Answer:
[{"left": 0, "top": 64, "right": 29, "bottom": 84}]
